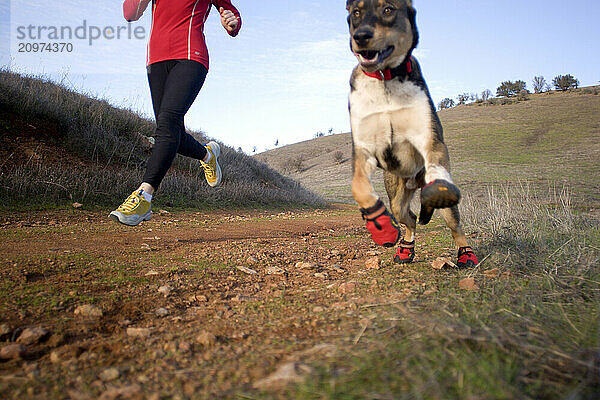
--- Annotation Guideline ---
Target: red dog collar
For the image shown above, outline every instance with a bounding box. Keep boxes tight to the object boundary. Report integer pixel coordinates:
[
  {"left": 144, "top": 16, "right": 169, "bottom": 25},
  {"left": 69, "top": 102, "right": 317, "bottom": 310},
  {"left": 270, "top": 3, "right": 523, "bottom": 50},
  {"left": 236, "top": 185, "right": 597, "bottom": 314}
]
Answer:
[{"left": 363, "top": 58, "right": 413, "bottom": 81}]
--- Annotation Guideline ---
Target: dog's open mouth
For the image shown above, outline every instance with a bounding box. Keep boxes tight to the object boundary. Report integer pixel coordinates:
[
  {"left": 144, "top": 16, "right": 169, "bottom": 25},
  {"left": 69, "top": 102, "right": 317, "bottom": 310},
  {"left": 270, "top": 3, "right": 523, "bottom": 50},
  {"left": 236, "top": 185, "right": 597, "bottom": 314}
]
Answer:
[{"left": 354, "top": 46, "right": 394, "bottom": 68}]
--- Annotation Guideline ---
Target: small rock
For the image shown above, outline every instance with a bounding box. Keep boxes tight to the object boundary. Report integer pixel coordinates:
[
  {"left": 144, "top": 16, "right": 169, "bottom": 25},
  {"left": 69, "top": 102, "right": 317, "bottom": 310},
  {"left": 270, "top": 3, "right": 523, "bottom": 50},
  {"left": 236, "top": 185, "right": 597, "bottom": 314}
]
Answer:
[
  {"left": 178, "top": 341, "right": 192, "bottom": 353},
  {"left": 17, "top": 326, "right": 49, "bottom": 345},
  {"left": 74, "top": 304, "right": 103, "bottom": 318},
  {"left": 483, "top": 268, "right": 500, "bottom": 278},
  {"left": 266, "top": 266, "right": 285, "bottom": 275},
  {"left": 312, "top": 306, "right": 324, "bottom": 313},
  {"left": 0, "top": 323, "right": 11, "bottom": 337},
  {"left": 0, "top": 344, "right": 25, "bottom": 360},
  {"left": 189, "top": 294, "right": 208, "bottom": 303},
  {"left": 338, "top": 281, "right": 357, "bottom": 294},
  {"left": 432, "top": 257, "right": 457, "bottom": 270},
  {"left": 72, "top": 203, "right": 83, "bottom": 209},
  {"left": 236, "top": 265, "right": 257, "bottom": 275},
  {"left": 247, "top": 256, "right": 259, "bottom": 264},
  {"left": 196, "top": 331, "right": 216, "bottom": 347},
  {"left": 459, "top": 277, "right": 479, "bottom": 291},
  {"left": 127, "top": 327, "right": 151, "bottom": 339},
  {"left": 141, "top": 243, "right": 152, "bottom": 251},
  {"left": 254, "top": 362, "right": 313, "bottom": 390},
  {"left": 314, "top": 272, "right": 328, "bottom": 279},
  {"left": 328, "top": 264, "right": 345, "bottom": 272},
  {"left": 159, "top": 209, "right": 170, "bottom": 215},
  {"left": 99, "top": 367, "right": 120, "bottom": 382},
  {"left": 145, "top": 270, "right": 159, "bottom": 276},
  {"left": 99, "top": 384, "right": 141, "bottom": 400},
  {"left": 158, "top": 285, "right": 173, "bottom": 297},
  {"left": 365, "top": 256, "right": 381, "bottom": 269},
  {"left": 154, "top": 308, "right": 169, "bottom": 317},
  {"left": 295, "top": 262, "right": 316, "bottom": 270}
]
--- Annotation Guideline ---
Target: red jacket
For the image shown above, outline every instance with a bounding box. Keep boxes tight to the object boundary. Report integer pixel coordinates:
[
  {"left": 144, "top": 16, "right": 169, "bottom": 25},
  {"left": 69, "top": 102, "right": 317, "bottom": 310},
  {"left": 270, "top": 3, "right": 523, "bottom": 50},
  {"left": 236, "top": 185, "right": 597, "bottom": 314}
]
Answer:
[{"left": 123, "top": 0, "right": 241, "bottom": 69}]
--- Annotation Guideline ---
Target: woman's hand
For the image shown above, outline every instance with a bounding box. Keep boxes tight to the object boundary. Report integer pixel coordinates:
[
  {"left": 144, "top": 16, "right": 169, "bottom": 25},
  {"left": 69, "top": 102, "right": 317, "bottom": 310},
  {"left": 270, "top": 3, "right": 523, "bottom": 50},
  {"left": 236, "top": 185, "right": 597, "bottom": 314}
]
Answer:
[{"left": 219, "top": 7, "right": 239, "bottom": 33}]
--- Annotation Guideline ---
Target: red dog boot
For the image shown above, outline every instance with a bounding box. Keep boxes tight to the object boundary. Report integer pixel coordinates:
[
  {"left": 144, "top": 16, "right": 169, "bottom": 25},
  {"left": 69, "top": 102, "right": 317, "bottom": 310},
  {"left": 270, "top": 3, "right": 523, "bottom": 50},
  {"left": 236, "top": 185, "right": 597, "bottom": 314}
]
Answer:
[
  {"left": 457, "top": 246, "right": 478, "bottom": 268},
  {"left": 360, "top": 199, "right": 401, "bottom": 248},
  {"left": 394, "top": 239, "right": 415, "bottom": 264}
]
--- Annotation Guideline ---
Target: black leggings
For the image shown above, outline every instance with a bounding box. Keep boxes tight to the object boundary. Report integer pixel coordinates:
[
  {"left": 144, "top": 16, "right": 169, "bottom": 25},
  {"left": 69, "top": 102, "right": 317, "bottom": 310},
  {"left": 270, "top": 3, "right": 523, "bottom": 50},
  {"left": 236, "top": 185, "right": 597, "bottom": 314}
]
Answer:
[{"left": 142, "top": 59, "right": 208, "bottom": 189}]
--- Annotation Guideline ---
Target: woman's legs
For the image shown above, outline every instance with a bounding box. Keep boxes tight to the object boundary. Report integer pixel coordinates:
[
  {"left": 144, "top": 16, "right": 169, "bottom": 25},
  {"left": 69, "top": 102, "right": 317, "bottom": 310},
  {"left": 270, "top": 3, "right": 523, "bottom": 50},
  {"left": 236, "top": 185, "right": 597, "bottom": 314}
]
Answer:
[
  {"left": 109, "top": 60, "right": 211, "bottom": 226},
  {"left": 142, "top": 59, "right": 208, "bottom": 191}
]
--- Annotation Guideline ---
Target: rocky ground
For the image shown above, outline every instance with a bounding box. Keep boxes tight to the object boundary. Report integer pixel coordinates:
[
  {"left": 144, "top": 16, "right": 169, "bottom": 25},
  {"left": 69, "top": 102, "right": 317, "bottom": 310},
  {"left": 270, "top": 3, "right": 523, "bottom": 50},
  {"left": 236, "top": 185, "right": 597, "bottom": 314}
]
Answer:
[{"left": 0, "top": 205, "right": 477, "bottom": 399}]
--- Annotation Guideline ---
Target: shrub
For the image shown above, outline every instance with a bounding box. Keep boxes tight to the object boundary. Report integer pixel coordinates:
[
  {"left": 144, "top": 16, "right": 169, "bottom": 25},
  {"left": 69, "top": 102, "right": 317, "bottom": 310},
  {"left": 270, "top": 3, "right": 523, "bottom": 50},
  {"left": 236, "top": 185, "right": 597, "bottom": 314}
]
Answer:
[
  {"left": 282, "top": 155, "right": 305, "bottom": 173},
  {"left": 333, "top": 151, "right": 345, "bottom": 164}
]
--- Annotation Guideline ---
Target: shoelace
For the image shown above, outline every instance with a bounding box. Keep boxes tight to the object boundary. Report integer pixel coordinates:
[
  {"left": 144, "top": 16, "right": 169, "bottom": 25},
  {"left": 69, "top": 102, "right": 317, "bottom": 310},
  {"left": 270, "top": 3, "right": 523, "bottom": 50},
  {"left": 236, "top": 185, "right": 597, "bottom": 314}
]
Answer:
[
  {"left": 117, "top": 193, "right": 141, "bottom": 212},
  {"left": 202, "top": 161, "right": 216, "bottom": 180}
]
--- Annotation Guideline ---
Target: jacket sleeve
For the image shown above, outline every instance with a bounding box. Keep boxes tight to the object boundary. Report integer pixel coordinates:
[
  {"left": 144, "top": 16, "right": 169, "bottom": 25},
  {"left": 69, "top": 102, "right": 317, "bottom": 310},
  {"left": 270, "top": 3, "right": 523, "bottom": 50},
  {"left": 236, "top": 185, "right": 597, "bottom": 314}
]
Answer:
[
  {"left": 212, "top": 0, "right": 242, "bottom": 37},
  {"left": 123, "top": 0, "right": 151, "bottom": 22}
]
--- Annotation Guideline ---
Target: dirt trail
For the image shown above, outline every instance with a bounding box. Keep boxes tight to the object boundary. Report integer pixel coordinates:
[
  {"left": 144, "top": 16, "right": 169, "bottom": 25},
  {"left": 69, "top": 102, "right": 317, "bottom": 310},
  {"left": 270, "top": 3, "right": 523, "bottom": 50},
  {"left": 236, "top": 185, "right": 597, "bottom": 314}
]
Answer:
[{"left": 0, "top": 206, "right": 454, "bottom": 398}]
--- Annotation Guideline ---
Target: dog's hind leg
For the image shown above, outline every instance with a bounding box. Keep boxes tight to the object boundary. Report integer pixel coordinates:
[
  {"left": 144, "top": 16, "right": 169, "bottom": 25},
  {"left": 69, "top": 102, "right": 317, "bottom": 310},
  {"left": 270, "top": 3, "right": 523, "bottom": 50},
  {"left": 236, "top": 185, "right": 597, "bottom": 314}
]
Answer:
[
  {"left": 385, "top": 172, "right": 419, "bottom": 263},
  {"left": 353, "top": 149, "right": 401, "bottom": 247},
  {"left": 438, "top": 205, "right": 479, "bottom": 268},
  {"left": 384, "top": 172, "right": 417, "bottom": 241},
  {"left": 438, "top": 205, "right": 468, "bottom": 248}
]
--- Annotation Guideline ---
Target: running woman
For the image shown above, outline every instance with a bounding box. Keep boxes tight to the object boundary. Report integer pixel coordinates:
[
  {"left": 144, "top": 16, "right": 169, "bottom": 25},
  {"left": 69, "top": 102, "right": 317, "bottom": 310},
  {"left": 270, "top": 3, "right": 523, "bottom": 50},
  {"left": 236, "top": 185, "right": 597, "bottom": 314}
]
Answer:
[{"left": 110, "top": 0, "right": 242, "bottom": 226}]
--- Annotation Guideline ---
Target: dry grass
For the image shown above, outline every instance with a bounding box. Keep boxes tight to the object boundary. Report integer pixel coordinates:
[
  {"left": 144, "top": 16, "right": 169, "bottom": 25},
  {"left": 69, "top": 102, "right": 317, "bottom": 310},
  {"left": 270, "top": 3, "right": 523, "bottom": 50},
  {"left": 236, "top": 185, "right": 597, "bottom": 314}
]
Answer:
[
  {"left": 256, "top": 88, "right": 600, "bottom": 211},
  {"left": 289, "top": 185, "right": 600, "bottom": 399},
  {"left": 0, "top": 69, "right": 324, "bottom": 209}
]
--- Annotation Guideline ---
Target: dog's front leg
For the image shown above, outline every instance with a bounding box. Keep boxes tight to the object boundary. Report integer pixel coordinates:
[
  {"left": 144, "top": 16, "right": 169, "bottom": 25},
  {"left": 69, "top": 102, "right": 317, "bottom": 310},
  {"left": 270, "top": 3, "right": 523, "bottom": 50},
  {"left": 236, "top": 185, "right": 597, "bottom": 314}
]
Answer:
[
  {"left": 352, "top": 148, "right": 401, "bottom": 247},
  {"left": 409, "top": 128, "right": 461, "bottom": 225}
]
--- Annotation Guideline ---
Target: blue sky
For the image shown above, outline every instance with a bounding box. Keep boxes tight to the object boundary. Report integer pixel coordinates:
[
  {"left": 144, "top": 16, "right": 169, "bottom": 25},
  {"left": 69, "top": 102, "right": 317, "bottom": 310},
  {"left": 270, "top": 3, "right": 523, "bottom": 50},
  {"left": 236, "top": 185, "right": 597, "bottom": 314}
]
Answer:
[{"left": 1, "top": 0, "right": 599, "bottom": 153}]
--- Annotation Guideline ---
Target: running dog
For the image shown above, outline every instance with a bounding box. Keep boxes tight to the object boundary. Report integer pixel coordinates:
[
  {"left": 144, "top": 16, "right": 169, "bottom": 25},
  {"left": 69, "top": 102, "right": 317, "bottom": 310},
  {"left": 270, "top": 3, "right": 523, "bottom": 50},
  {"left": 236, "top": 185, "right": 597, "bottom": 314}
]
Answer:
[{"left": 346, "top": 0, "right": 478, "bottom": 267}]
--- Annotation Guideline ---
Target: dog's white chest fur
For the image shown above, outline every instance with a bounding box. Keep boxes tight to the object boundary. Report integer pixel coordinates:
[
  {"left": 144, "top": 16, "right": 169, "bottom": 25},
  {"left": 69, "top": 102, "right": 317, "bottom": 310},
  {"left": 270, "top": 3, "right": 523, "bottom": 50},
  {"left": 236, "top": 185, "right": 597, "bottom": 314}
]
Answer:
[{"left": 349, "top": 73, "right": 432, "bottom": 175}]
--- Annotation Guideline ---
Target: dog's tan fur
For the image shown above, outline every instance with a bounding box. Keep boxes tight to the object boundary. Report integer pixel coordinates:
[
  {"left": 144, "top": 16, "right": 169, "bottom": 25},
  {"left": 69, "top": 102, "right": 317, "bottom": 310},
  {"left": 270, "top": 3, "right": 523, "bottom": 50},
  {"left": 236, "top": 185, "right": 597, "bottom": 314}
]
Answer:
[{"left": 347, "top": 0, "right": 469, "bottom": 249}]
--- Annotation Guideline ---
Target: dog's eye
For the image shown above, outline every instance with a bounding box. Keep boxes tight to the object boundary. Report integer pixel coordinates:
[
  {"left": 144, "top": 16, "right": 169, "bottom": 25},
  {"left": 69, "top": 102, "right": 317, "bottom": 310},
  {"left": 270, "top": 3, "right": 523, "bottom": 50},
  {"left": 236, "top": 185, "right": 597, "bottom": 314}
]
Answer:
[
  {"left": 352, "top": 9, "right": 361, "bottom": 18},
  {"left": 383, "top": 6, "right": 395, "bottom": 16}
]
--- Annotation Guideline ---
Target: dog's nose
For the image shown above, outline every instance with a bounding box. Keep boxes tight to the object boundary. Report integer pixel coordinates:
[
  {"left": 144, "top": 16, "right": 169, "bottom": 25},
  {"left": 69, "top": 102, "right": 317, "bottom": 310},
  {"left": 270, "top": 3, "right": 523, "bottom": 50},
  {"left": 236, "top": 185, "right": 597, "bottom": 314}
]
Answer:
[{"left": 353, "top": 29, "right": 374, "bottom": 46}]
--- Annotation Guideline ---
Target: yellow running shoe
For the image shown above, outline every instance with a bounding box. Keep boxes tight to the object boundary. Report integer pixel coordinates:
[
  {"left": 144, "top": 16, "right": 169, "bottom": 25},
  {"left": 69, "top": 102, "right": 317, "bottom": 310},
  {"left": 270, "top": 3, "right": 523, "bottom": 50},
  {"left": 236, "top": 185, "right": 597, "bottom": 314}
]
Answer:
[
  {"left": 201, "top": 141, "right": 222, "bottom": 187},
  {"left": 109, "top": 189, "right": 151, "bottom": 226}
]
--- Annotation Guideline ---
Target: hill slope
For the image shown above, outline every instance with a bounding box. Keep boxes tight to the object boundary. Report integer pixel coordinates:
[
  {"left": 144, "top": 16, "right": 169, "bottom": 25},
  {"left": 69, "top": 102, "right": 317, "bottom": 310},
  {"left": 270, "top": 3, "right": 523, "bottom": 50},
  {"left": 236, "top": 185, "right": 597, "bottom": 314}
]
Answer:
[
  {"left": 0, "top": 70, "right": 323, "bottom": 209},
  {"left": 256, "top": 88, "right": 600, "bottom": 209}
]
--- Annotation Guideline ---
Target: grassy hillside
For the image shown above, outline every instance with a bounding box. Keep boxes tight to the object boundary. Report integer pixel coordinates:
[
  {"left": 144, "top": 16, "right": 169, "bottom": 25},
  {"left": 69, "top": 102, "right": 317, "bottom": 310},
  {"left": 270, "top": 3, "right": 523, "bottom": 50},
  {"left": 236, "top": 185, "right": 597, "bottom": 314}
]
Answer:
[
  {"left": 256, "top": 88, "right": 600, "bottom": 210},
  {"left": 0, "top": 70, "right": 324, "bottom": 210}
]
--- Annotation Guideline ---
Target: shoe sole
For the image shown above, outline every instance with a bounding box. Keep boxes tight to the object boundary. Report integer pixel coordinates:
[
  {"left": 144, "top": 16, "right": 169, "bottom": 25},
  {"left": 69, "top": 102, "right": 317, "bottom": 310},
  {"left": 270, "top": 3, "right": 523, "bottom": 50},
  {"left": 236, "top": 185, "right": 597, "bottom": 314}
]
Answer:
[
  {"left": 109, "top": 210, "right": 151, "bottom": 226},
  {"left": 207, "top": 141, "right": 222, "bottom": 187},
  {"left": 393, "top": 256, "right": 414, "bottom": 264},
  {"left": 419, "top": 180, "right": 461, "bottom": 225}
]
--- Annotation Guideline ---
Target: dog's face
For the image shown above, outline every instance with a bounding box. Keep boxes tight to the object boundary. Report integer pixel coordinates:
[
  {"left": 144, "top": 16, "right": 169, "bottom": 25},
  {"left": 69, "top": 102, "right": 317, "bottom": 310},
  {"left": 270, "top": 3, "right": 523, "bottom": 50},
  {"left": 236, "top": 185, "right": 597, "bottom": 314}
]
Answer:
[{"left": 346, "top": 0, "right": 418, "bottom": 72}]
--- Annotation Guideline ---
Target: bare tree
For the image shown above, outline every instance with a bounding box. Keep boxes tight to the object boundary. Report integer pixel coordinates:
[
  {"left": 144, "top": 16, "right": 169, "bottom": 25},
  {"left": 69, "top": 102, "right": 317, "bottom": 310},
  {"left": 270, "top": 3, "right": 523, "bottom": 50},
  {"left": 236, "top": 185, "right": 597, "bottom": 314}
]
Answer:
[
  {"left": 481, "top": 89, "right": 492, "bottom": 101},
  {"left": 532, "top": 76, "right": 547, "bottom": 94}
]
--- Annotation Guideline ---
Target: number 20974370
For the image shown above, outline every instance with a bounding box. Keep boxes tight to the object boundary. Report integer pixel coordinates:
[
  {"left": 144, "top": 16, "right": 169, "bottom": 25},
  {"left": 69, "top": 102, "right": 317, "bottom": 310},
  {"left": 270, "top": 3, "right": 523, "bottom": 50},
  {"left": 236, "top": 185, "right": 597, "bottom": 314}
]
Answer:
[{"left": 18, "top": 42, "right": 74, "bottom": 53}]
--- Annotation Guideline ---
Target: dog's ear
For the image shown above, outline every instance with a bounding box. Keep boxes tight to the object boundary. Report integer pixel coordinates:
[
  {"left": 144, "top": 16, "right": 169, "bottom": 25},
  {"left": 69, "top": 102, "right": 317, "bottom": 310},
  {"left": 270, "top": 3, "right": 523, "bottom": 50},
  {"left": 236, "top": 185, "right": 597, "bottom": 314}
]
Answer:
[{"left": 407, "top": 4, "right": 419, "bottom": 50}]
